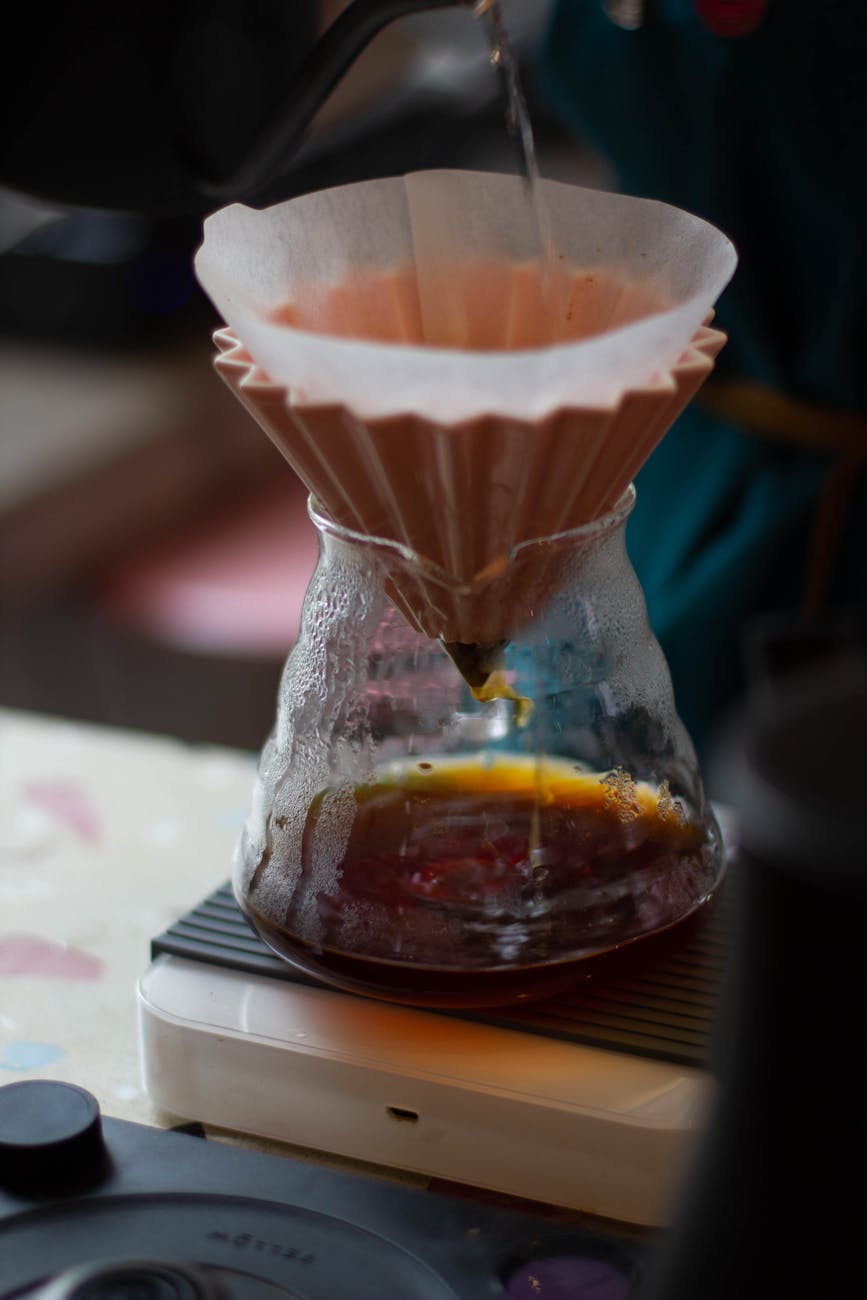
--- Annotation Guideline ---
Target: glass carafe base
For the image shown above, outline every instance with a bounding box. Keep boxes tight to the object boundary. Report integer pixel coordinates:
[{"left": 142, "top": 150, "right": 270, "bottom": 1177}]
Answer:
[
  {"left": 238, "top": 754, "right": 723, "bottom": 1009},
  {"left": 241, "top": 900, "right": 724, "bottom": 1009}
]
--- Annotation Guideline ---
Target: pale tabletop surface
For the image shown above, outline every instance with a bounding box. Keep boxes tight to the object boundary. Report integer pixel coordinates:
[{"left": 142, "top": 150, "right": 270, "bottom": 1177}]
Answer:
[{"left": 0, "top": 707, "right": 428, "bottom": 1189}]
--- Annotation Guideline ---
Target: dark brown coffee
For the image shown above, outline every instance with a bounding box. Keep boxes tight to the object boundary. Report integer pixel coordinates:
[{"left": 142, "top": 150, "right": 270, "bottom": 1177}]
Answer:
[{"left": 242, "top": 757, "right": 721, "bottom": 1008}]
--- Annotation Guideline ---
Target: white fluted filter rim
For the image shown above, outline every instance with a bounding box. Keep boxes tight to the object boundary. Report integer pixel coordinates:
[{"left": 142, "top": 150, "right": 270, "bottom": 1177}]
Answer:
[{"left": 195, "top": 170, "right": 736, "bottom": 422}]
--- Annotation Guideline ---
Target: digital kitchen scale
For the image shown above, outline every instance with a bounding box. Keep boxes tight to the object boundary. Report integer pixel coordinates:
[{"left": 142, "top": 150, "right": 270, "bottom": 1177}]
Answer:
[{"left": 138, "top": 829, "right": 733, "bottom": 1230}]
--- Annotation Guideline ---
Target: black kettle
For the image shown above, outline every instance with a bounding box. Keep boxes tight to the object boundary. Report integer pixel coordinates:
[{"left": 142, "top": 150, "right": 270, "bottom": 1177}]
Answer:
[{"left": 1, "top": 2, "right": 477, "bottom": 216}]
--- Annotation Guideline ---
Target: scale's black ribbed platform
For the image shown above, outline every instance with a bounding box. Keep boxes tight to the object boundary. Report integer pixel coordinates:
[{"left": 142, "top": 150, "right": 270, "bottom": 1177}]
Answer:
[{"left": 152, "top": 879, "right": 731, "bottom": 1072}]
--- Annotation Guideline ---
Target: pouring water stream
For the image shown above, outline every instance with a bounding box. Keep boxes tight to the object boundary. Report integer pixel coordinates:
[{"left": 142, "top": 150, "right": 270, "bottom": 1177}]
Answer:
[{"left": 475, "top": 0, "right": 557, "bottom": 337}]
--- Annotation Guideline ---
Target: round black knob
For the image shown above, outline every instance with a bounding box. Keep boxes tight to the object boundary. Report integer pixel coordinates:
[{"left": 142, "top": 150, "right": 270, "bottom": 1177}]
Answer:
[{"left": 0, "top": 1080, "right": 108, "bottom": 1193}]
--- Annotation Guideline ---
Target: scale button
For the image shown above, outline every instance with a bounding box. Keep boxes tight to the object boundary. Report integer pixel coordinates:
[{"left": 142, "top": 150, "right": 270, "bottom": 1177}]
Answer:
[{"left": 0, "top": 1079, "right": 107, "bottom": 1192}]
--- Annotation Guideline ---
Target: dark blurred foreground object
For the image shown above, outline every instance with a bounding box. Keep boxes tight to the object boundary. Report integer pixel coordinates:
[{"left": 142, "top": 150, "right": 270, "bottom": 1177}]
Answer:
[
  {"left": 0, "top": 1, "right": 477, "bottom": 217},
  {"left": 643, "top": 641, "right": 867, "bottom": 1299}
]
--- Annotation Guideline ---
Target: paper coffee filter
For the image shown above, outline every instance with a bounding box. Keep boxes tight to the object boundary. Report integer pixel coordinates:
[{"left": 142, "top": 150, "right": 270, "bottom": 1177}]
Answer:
[{"left": 195, "top": 170, "right": 736, "bottom": 421}]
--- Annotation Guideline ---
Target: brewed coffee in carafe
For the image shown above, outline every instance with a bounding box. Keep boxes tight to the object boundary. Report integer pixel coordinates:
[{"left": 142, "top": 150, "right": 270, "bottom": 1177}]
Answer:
[
  {"left": 196, "top": 166, "right": 736, "bottom": 1007},
  {"left": 235, "top": 488, "right": 724, "bottom": 1006}
]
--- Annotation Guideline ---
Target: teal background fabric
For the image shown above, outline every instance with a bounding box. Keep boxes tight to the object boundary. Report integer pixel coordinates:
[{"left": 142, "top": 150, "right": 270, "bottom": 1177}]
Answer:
[{"left": 536, "top": 0, "right": 867, "bottom": 750}]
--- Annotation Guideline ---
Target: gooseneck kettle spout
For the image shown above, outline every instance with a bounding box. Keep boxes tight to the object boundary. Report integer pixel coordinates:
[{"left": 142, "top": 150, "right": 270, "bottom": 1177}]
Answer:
[{"left": 202, "top": 1, "right": 481, "bottom": 203}]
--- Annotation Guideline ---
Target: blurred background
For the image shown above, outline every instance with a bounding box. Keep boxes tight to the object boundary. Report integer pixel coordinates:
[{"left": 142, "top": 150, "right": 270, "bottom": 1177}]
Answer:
[{"left": 0, "top": 0, "right": 610, "bottom": 751}]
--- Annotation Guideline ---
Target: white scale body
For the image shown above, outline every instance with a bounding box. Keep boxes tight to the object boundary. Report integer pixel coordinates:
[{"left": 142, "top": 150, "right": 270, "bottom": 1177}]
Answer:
[{"left": 138, "top": 951, "right": 715, "bottom": 1228}]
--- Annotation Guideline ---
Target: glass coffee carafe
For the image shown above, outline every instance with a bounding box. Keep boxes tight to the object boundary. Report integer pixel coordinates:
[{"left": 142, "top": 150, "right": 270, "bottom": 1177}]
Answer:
[{"left": 234, "top": 485, "right": 724, "bottom": 1008}]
